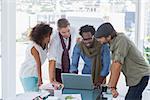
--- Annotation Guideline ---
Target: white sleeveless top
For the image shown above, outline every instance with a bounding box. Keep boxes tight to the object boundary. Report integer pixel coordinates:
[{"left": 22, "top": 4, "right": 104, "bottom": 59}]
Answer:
[{"left": 20, "top": 41, "right": 47, "bottom": 78}]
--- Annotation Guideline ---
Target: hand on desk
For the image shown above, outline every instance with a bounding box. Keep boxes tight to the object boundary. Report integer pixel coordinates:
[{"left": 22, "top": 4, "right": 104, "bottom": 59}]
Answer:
[
  {"left": 52, "top": 81, "right": 64, "bottom": 90},
  {"left": 71, "top": 71, "right": 78, "bottom": 74},
  {"left": 94, "top": 76, "right": 105, "bottom": 89},
  {"left": 38, "top": 78, "right": 43, "bottom": 87},
  {"left": 109, "top": 88, "right": 119, "bottom": 98}
]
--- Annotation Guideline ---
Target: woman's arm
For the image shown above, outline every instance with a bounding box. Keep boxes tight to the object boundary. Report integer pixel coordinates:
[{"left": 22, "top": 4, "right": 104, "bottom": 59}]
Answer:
[{"left": 31, "top": 47, "right": 43, "bottom": 87}]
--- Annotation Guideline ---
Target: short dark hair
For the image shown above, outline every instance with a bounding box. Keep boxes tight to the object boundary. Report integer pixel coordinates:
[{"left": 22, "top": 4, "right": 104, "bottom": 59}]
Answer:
[
  {"left": 29, "top": 23, "right": 53, "bottom": 48},
  {"left": 57, "top": 18, "right": 70, "bottom": 28},
  {"left": 95, "top": 22, "right": 117, "bottom": 39},
  {"left": 79, "top": 25, "right": 95, "bottom": 36}
]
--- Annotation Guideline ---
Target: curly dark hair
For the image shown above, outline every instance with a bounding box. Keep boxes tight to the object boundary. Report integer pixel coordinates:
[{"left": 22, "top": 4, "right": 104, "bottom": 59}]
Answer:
[
  {"left": 29, "top": 23, "right": 53, "bottom": 48},
  {"left": 79, "top": 25, "right": 95, "bottom": 36}
]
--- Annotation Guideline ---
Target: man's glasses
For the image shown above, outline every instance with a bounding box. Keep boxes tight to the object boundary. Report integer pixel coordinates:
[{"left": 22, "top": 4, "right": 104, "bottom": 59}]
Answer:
[{"left": 82, "top": 37, "right": 93, "bottom": 42}]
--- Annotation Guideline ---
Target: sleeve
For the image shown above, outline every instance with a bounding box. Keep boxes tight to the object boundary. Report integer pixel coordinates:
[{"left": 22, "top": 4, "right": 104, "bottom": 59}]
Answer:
[
  {"left": 100, "top": 44, "right": 111, "bottom": 77},
  {"left": 112, "top": 37, "right": 130, "bottom": 64},
  {"left": 69, "top": 28, "right": 78, "bottom": 64},
  {"left": 70, "top": 43, "right": 81, "bottom": 72},
  {"left": 47, "top": 34, "right": 57, "bottom": 61}
]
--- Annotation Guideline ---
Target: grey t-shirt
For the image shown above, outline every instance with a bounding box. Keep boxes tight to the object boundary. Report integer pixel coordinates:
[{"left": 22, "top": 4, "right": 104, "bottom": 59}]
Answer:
[{"left": 110, "top": 33, "right": 150, "bottom": 86}]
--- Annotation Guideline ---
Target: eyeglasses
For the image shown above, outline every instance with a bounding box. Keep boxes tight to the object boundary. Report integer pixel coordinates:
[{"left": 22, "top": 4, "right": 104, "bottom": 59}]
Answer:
[
  {"left": 83, "top": 38, "right": 92, "bottom": 41},
  {"left": 82, "top": 37, "right": 93, "bottom": 42}
]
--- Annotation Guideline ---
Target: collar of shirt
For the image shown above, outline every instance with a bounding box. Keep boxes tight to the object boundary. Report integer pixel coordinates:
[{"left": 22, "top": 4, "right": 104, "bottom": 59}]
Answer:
[{"left": 110, "top": 33, "right": 124, "bottom": 51}]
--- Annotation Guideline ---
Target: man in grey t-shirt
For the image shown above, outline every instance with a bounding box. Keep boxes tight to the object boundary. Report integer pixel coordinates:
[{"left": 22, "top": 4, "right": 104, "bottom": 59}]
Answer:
[{"left": 94, "top": 22, "right": 150, "bottom": 100}]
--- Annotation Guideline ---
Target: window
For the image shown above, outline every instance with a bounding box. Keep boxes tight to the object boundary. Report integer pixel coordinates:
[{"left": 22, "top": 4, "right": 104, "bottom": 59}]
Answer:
[
  {"left": 0, "top": 0, "right": 1, "bottom": 98},
  {"left": 141, "top": 0, "right": 150, "bottom": 64},
  {"left": 16, "top": 0, "right": 136, "bottom": 94}
]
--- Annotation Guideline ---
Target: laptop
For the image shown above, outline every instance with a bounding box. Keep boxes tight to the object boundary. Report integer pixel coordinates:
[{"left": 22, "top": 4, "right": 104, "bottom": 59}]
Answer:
[{"left": 61, "top": 73, "right": 94, "bottom": 90}]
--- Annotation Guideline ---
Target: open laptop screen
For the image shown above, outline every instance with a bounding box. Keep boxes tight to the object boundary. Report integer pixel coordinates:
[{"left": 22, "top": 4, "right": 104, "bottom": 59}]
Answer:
[{"left": 61, "top": 73, "right": 94, "bottom": 90}]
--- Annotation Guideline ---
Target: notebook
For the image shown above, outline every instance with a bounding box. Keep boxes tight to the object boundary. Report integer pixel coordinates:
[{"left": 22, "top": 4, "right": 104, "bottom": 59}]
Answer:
[{"left": 61, "top": 73, "right": 94, "bottom": 90}]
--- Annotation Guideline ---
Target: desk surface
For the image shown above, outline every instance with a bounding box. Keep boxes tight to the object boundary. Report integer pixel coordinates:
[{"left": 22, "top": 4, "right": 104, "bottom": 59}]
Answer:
[{"left": 5, "top": 92, "right": 82, "bottom": 100}]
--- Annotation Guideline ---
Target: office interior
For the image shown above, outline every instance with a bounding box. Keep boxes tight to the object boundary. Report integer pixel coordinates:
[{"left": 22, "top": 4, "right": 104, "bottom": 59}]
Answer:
[{"left": 0, "top": 0, "right": 150, "bottom": 99}]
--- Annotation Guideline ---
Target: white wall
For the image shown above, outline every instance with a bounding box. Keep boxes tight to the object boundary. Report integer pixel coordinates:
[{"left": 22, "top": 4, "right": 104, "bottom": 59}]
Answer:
[{"left": 1, "top": 0, "right": 16, "bottom": 99}]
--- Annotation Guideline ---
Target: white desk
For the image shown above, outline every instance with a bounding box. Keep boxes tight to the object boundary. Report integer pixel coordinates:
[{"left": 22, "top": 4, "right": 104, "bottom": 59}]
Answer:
[{"left": 5, "top": 92, "right": 82, "bottom": 100}]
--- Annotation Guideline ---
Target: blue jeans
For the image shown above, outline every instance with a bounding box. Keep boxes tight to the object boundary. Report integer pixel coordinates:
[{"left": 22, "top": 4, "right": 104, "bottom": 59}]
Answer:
[
  {"left": 20, "top": 77, "right": 39, "bottom": 92},
  {"left": 125, "top": 76, "right": 149, "bottom": 100}
]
